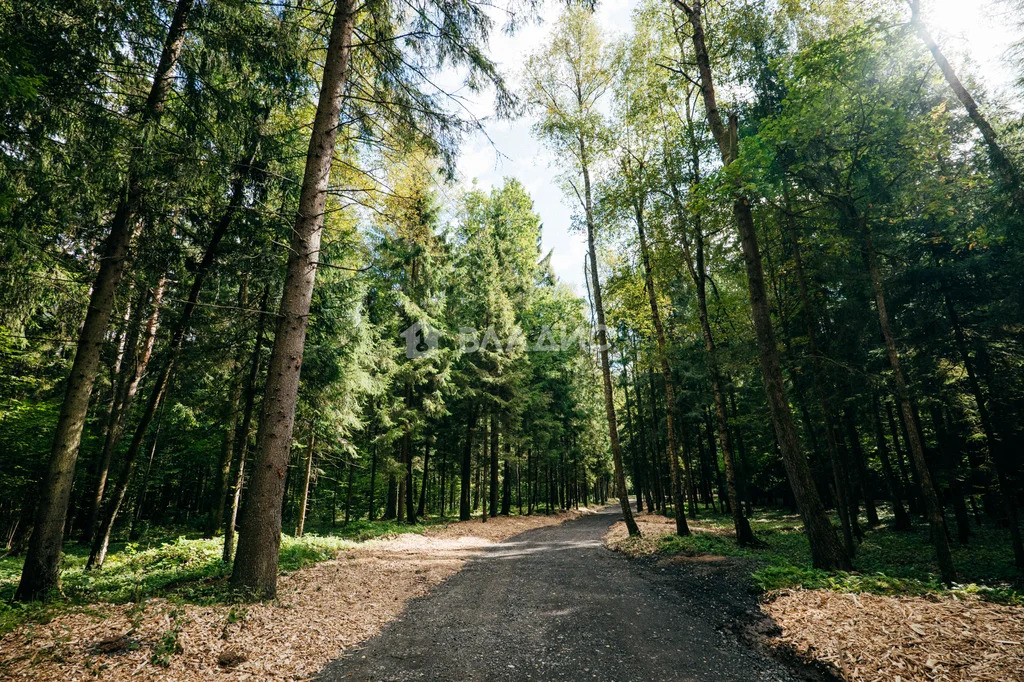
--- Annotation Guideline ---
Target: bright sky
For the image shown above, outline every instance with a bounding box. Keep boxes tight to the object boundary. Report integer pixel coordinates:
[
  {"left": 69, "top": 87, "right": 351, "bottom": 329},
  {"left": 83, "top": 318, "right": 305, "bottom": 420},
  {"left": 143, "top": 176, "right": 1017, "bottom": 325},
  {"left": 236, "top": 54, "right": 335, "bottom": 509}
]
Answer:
[{"left": 451, "top": 0, "right": 1019, "bottom": 293}]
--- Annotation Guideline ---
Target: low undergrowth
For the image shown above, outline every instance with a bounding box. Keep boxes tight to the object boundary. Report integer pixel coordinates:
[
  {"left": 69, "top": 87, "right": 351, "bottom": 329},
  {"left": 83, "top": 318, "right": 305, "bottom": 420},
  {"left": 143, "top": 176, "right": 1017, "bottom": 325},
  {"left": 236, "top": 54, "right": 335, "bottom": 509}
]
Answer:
[
  {"left": 0, "top": 516, "right": 458, "bottom": 635},
  {"left": 0, "top": 508, "right": 554, "bottom": 635},
  {"left": 635, "top": 506, "right": 1023, "bottom": 605}
]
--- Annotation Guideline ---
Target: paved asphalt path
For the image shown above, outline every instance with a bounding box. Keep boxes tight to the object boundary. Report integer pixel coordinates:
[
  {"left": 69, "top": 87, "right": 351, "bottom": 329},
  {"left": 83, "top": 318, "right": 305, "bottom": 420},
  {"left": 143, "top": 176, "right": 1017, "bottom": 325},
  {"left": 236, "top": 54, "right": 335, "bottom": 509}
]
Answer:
[{"left": 319, "top": 506, "right": 813, "bottom": 681}]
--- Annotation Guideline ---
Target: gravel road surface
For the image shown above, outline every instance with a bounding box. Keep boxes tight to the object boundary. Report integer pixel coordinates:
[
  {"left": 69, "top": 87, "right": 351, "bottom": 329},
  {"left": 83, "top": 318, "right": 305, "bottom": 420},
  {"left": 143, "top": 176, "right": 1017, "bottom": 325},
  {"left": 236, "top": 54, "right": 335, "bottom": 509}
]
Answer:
[{"left": 320, "top": 505, "right": 818, "bottom": 681}]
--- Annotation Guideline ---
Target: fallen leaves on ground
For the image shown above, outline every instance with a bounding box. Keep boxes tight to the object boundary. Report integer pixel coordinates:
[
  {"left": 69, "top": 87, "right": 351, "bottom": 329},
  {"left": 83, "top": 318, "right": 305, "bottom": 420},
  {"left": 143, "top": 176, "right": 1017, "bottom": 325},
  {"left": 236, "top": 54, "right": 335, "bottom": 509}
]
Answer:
[
  {"left": 0, "top": 510, "right": 588, "bottom": 681},
  {"left": 604, "top": 512, "right": 1024, "bottom": 680},
  {"left": 763, "top": 589, "right": 1024, "bottom": 681}
]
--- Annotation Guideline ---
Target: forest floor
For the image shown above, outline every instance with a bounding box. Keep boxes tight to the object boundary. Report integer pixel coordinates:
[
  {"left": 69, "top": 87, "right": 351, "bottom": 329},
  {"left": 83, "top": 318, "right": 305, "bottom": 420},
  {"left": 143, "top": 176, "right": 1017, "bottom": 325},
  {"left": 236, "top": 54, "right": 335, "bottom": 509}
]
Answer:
[
  {"left": 4, "top": 506, "right": 1022, "bottom": 681},
  {"left": 0, "top": 509, "right": 590, "bottom": 680},
  {"left": 605, "top": 509, "right": 1024, "bottom": 681}
]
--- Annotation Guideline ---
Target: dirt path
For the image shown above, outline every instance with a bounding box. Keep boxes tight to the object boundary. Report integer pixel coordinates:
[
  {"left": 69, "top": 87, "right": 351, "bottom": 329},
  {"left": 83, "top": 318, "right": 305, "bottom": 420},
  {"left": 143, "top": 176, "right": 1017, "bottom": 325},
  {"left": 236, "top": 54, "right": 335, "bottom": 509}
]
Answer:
[{"left": 319, "top": 506, "right": 810, "bottom": 681}]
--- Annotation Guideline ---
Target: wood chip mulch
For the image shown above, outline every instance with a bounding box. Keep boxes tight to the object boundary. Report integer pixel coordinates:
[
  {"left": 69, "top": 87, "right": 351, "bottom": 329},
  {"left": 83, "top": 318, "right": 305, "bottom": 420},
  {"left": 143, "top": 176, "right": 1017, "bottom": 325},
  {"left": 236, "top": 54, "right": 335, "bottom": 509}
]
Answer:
[
  {"left": 0, "top": 510, "right": 588, "bottom": 681},
  {"left": 763, "top": 589, "right": 1024, "bottom": 681},
  {"left": 603, "top": 512, "right": 1024, "bottom": 681}
]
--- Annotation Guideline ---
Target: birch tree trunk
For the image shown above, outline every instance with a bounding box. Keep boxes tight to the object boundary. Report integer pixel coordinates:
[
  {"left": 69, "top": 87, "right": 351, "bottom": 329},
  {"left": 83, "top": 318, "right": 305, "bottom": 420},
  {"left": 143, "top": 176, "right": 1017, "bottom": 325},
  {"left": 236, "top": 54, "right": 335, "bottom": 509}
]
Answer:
[{"left": 582, "top": 144, "right": 639, "bottom": 536}]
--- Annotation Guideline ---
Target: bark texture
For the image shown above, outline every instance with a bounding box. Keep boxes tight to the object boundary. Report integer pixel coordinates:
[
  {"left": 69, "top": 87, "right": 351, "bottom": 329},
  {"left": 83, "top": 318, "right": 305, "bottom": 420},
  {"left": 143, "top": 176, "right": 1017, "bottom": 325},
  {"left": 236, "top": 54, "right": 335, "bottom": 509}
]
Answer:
[
  {"left": 230, "top": 0, "right": 356, "bottom": 598},
  {"left": 583, "top": 150, "right": 639, "bottom": 536}
]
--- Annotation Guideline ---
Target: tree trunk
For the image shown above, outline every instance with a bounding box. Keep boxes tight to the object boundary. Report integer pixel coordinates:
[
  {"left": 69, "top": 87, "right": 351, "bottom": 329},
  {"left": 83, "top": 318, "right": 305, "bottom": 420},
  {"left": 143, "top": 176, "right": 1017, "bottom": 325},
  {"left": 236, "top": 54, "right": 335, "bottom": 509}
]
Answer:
[
  {"left": 489, "top": 414, "right": 499, "bottom": 518},
  {"left": 85, "top": 276, "right": 165, "bottom": 544},
  {"left": 384, "top": 473, "right": 397, "bottom": 520},
  {"left": 582, "top": 141, "right": 638, "bottom": 536},
  {"left": 397, "top": 437, "right": 407, "bottom": 523},
  {"left": 402, "top": 434, "right": 414, "bottom": 525},
  {"left": 887, "top": 398, "right": 920, "bottom": 513},
  {"left": 527, "top": 449, "right": 534, "bottom": 515},
  {"left": 296, "top": 430, "right": 315, "bottom": 538},
  {"left": 368, "top": 436, "right": 378, "bottom": 521},
  {"left": 481, "top": 420, "right": 489, "bottom": 523},
  {"left": 635, "top": 370, "right": 659, "bottom": 512},
  {"left": 645, "top": 371, "right": 666, "bottom": 512},
  {"left": 781, "top": 204, "right": 858, "bottom": 555},
  {"left": 634, "top": 200, "right": 689, "bottom": 536},
  {"left": 909, "top": 1, "right": 1021, "bottom": 198},
  {"left": 344, "top": 456, "right": 354, "bottom": 525},
  {"left": 229, "top": 0, "right": 356, "bottom": 599},
  {"left": 438, "top": 447, "right": 447, "bottom": 518},
  {"left": 861, "top": 219, "right": 955, "bottom": 583},
  {"left": 546, "top": 465, "right": 553, "bottom": 515},
  {"left": 417, "top": 436, "right": 431, "bottom": 520},
  {"left": 729, "top": 390, "right": 755, "bottom": 517},
  {"left": 672, "top": 188, "right": 752, "bottom": 542},
  {"left": 872, "top": 394, "right": 913, "bottom": 531},
  {"left": 516, "top": 456, "right": 522, "bottom": 515},
  {"left": 128, "top": 407, "right": 164, "bottom": 540},
  {"left": 207, "top": 278, "right": 249, "bottom": 538},
  {"left": 679, "top": 0, "right": 846, "bottom": 569},
  {"left": 844, "top": 409, "right": 879, "bottom": 526},
  {"left": 459, "top": 406, "right": 477, "bottom": 521},
  {"left": 944, "top": 295, "right": 1024, "bottom": 568},
  {"left": 15, "top": 0, "right": 195, "bottom": 602},
  {"left": 503, "top": 456, "right": 512, "bottom": 516},
  {"left": 473, "top": 465, "right": 480, "bottom": 512},
  {"left": 88, "top": 141, "right": 258, "bottom": 570},
  {"left": 622, "top": 362, "right": 646, "bottom": 513},
  {"left": 223, "top": 286, "right": 269, "bottom": 563}
]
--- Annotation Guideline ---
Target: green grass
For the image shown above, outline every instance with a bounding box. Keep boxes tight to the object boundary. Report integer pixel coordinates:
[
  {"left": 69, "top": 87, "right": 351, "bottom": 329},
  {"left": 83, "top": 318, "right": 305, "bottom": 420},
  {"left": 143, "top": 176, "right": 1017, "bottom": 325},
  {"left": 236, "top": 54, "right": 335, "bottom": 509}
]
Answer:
[
  {"left": 312, "top": 518, "right": 438, "bottom": 543},
  {"left": 0, "top": 506, "right": 570, "bottom": 635},
  {"left": 647, "top": 505, "right": 1023, "bottom": 605},
  {"left": 0, "top": 517, "right": 451, "bottom": 635}
]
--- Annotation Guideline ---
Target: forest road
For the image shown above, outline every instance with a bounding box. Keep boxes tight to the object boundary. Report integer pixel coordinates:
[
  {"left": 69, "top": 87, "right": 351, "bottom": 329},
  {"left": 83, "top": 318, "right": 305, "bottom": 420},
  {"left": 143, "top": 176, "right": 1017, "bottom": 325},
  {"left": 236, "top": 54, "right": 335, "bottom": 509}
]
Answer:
[{"left": 318, "top": 505, "right": 819, "bottom": 682}]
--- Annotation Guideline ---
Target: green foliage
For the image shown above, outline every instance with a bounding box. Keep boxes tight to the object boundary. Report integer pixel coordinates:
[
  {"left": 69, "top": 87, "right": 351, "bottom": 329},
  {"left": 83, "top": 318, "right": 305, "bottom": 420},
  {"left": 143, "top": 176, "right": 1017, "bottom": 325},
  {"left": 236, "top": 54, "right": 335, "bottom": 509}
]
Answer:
[
  {"left": 3, "top": 0, "right": 1024, "bottom": 621},
  {"left": 150, "top": 607, "right": 184, "bottom": 667},
  {"left": 646, "top": 508, "right": 1024, "bottom": 605},
  {"left": 0, "top": 532, "right": 362, "bottom": 633}
]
